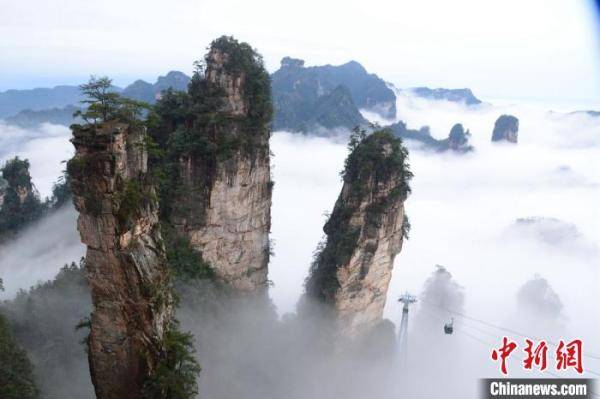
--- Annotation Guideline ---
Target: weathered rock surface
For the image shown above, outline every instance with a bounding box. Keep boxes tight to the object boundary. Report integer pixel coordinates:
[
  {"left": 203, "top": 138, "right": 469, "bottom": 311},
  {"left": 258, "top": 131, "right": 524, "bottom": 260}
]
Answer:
[
  {"left": 181, "top": 150, "right": 272, "bottom": 291},
  {"left": 69, "top": 121, "right": 172, "bottom": 398},
  {"left": 169, "top": 37, "right": 272, "bottom": 291},
  {"left": 492, "top": 114, "right": 519, "bottom": 143},
  {"left": 306, "top": 130, "right": 411, "bottom": 336}
]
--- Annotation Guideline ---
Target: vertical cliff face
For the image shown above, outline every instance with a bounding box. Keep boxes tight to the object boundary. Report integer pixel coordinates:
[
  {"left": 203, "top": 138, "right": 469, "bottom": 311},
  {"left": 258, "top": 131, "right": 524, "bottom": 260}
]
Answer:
[
  {"left": 306, "top": 130, "right": 412, "bottom": 336},
  {"left": 165, "top": 37, "right": 273, "bottom": 291},
  {"left": 69, "top": 121, "right": 172, "bottom": 398},
  {"left": 492, "top": 114, "right": 519, "bottom": 143}
]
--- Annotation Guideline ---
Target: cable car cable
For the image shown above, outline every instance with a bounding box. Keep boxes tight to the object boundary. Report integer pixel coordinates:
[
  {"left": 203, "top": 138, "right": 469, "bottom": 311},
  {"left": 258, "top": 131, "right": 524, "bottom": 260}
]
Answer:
[
  {"left": 418, "top": 299, "right": 600, "bottom": 361},
  {"left": 417, "top": 308, "right": 600, "bottom": 396}
]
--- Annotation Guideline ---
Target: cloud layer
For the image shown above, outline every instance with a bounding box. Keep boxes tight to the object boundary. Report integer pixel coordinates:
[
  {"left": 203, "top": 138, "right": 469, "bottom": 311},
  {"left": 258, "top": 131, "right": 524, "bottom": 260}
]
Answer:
[{"left": 0, "top": 89, "right": 598, "bottom": 394}]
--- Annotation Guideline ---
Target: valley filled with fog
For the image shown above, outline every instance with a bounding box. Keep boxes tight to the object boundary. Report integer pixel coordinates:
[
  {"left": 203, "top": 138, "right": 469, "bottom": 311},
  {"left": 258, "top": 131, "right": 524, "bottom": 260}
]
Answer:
[{"left": 1, "top": 90, "right": 599, "bottom": 396}]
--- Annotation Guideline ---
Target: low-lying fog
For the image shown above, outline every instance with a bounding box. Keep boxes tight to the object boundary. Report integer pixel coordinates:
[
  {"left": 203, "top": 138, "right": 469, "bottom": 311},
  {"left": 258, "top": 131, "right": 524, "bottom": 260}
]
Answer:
[
  {"left": 270, "top": 93, "right": 600, "bottom": 384},
  {"left": 1, "top": 91, "right": 598, "bottom": 396}
]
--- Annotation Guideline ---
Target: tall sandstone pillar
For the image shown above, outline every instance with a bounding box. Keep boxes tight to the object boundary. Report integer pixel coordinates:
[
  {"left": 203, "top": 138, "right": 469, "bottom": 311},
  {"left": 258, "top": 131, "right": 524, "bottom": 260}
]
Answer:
[
  {"left": 170, "top": 37, "right": 272, "bottom": 291},
  {"left": 69, "top": 121, "right": 172, "bottom": 398},
  {"left": 306, "top": 130, "right": 412, "bottom": 337}
]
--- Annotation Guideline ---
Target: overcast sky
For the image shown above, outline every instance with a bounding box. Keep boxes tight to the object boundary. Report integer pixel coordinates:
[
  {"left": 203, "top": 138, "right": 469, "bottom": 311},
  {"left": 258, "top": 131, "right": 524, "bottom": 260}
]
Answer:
[{"left": 1, "top": 0, "right": 600, "bottom": 105}]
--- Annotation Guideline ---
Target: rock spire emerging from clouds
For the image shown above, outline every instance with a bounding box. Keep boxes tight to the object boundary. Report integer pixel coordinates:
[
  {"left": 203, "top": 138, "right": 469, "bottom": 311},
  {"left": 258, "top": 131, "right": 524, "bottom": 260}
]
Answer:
[
  {"left": 69, "top": 119, "right": 172, "bottom": 398},
  {"left": 305, "top": 128, "right": 412, "bottom": 336},
  {"left": 492, "top": 114, "right": 519, "bottom": 143},
  {"left": 156, "top": 36, "right": 273, "bottom": 291}
]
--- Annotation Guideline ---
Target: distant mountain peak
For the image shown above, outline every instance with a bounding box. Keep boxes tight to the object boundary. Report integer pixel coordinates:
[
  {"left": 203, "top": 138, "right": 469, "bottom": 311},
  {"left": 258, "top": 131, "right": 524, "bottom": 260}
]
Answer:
[
  {"left": 121, "top": 71, "right": 190, "bottom": 103},
  {"left": 410, "top": 87, "right": 482, "bottom": 105},
  {"left": 155, "top": 71, "right": 190, "bottom": 90},
  {"left": 272, "top": 57, "right": 396, "bottom": 131},
  {"left": 339, "top": 60, "right": 367, "bottom": 73}
]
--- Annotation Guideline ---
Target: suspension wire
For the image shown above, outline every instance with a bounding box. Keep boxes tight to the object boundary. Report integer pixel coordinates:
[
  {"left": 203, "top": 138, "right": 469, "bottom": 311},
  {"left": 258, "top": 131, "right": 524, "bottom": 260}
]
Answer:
[
  {"left": 422, "top": 309, "right": 600, "bottom": 377},
  {"left": 417, "top": 307, "right": 600, "bottom": 397},
  {"left": 419, "top": 298, "right": 600, "bottom": 361}
]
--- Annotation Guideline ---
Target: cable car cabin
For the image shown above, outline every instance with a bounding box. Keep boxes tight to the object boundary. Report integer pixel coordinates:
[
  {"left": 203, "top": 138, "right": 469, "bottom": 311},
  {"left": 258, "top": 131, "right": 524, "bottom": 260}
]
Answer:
[{"left": 444, "top": 318, "right": 454, "bottom": 334}]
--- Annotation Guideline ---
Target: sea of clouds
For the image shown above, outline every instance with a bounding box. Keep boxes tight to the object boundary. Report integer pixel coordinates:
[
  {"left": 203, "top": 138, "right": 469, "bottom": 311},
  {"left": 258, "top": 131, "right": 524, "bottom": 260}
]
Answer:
[
  {"left": 0, "top": 90, "right": 598, "bottom": 394},
  {"left": 269, "top": 92, "right": 600, "bottom": 384}
]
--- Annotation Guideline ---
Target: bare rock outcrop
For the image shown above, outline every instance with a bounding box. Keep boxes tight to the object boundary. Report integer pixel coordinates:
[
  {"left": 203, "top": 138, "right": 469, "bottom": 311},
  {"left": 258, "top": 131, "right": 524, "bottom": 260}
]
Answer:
[
  {"left": 492, "top": 114, "right": 519, "bottom": 143},
  {"left": 69, "top": 121, "right": 172, "bottom": 398},
  {"left": 446, "top": 123, "right": 473, "bottom": 152},
  {"left": 305, "top": 129, "right": 412, "bottom": 336},
  {"left": 165, "top": 37, "right": 272, "bottom": 291}
]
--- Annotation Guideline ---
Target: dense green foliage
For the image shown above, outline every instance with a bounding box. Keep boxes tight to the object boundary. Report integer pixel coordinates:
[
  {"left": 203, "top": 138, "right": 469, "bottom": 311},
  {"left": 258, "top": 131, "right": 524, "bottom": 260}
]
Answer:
[
  {"left": 74, "top": 76, "right": 149, "bottom": 126},
  {"left": 0, "top": 282, "right": 39, "bottom": 399},
  {"left": 0, "top": 313, "right": 39, "bottom": 398},
  {"left": 152, "top": 35, "right": 272, "bottom": 160},
  {"left": 0, "top": 260, "right": 93, "bottom": 399},
  {"left": 0, "top": 158, "right": 74, "bottom": 241},
  {"left": 143, "top": 322, "right": 202, "bottom": 399},
  {"left": 8, "top": 37, "right": 271, "bottom": 398},
  {"left": 147, "top": 36, "right": 272, "bottom": 228},
  {"left": 163, "top": 226, "right": 214, "bottom": 281},
  {"left": 67, "top": 74, "right": 208, "bottom": 397},
  {"left": 342, "top": 128, "right": 412, "bottom": 198},
  {"left": 206, "top": 36, "right": 273, "bottom": 128},
  {"left": 146, "top": 35, "right": 272, "bottom": 290},
  {"left": 306, "top": 128, "right": 412, "bottom": 302}
]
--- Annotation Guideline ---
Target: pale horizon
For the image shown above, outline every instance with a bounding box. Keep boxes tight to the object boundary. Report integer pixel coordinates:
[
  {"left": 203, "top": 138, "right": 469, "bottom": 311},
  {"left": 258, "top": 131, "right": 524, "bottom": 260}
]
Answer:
[{"left": 2, "top": 0, "right": 600, "bottom": 106}]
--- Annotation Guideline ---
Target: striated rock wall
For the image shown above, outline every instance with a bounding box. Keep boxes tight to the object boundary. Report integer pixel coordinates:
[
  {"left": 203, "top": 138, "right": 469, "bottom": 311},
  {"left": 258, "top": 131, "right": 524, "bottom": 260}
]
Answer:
[
  {"left": 169, "top": 37, "right": 272, "bottom": 291},
  {"left": 306, "top": 130, "right": 411, "bottom": 337},
  {"left": 333, "top": 180, "right": 405, "bottom": 336},
  {"left": 69, "top": 121, "right": 172, "bottom": 399},
  {"left": 185, "top": 154, "right": 271, "bottom": 290}
]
